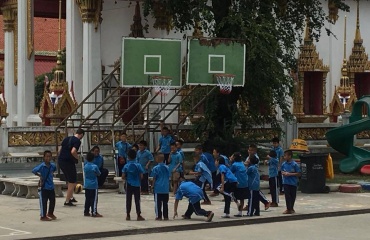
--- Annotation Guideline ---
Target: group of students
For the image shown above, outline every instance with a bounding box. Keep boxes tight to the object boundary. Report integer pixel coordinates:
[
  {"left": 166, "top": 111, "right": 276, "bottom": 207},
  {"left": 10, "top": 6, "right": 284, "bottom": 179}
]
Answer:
[{"left": 32, "top": 127, "right": 301, "bottom": 222}]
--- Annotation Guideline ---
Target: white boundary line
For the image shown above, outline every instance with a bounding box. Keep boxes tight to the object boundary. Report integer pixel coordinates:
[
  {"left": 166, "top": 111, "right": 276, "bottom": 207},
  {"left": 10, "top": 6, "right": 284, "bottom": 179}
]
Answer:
[
  {"left": 208, "top": 55, "right": 225, "bottom": 74},
  {"left": 144, "top": 55, "right": 161, "bottom": 75},
  {"left": 0, "top": 226, "right": 31, "bottom": 237}
]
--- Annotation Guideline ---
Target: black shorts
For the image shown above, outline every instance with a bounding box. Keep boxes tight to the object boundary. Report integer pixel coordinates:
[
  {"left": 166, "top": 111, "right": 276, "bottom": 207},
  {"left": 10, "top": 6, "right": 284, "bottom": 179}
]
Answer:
[
  {"left": 234, "top": 187, "right": 250, "bottom": 200},
  {"left": 58, "top": 160, "right": 77, "bottom": 183}
]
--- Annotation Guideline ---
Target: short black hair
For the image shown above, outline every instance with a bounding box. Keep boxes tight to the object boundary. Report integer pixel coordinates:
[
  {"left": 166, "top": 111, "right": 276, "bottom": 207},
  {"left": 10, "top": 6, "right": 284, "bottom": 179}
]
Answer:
[
  {"left": 170, "top": 142, "right": 176, "bottom": 147},
  {"left": 162, "top": 127, "right": 169, "bottom": 131},
  {"left": 43, "top": 150, "right": 52, "bottom": 157},
  {"left": 139, "top": 140, "right": 147, "bottom": 147},
  {"left": 216, "top": 156, "right": 225, "bottom": 165},
  {"left": 76, "top": 128, "right": 85, "bottom": 135},
  {"left": 249, "top": 156, "right": 259, "bottom": 165},
  {"left": 86, "top": 152, "right": 94, "bottom": 162},
  {"left": 213, "top": 147, "right": 221, "bottom": 154},
  {"left": 120, "top": 132, "right": 127, "bottom": 136},
  {"left": 195, "top": 145, "right": 203, "bottom": 151},
  {"left": 176, "top": 139, "right": 184, "bottom": 145},
  {"left": 249, "top": 143, "right": 257, "bottom": 149},
  {"left": 284, "top": 150, "right": 293, "bottom": 157},
  {"left": 127, "top": 149, "right": 137, "bottom": 160},
  {"left": 91, "top": 145, "right": 100, "bottom": 152},
  {"left": 269, "top": 150, "right": 277, "bottom": 158},
  {"left": 233, "top": 152, "right": 242, "bottom": 162},
  {"left": 132, "top": 144, "right": 139, "bottom": 150},
  {"left": 272, "top": 137, "right": 280, "bottom": 143}
]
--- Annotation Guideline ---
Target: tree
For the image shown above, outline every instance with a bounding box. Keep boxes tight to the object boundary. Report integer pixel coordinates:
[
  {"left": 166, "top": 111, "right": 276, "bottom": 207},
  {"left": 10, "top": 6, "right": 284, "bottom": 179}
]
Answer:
[{"left": 143, "top": 0, "right": 349, "bottom": 141}]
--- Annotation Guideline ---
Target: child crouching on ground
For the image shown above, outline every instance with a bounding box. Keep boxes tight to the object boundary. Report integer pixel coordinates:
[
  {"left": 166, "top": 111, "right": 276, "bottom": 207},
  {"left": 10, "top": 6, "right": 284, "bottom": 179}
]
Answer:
[{"left": 32, "top": 150, "right": 57, "bottom": 221}]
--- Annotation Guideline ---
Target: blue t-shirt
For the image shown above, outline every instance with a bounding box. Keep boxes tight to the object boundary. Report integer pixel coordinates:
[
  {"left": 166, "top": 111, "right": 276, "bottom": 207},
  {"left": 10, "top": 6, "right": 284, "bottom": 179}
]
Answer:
[
  {"left": 58, "top": 136, "right": 81, "bottom": 164},
  {"left": 84, "top": 162, "right": 101, "bottom": 189},
  {"left": 281, "top": 161, "right": 301, "bottom": 186},
  {"left": 247, "top": 164, "right": 260, "bottom": 191},
  {"left": 203, "top": 152, "right": 217, "bottom": 172},
  {"left": 159, "top": 135, "right": 174, "bottom": 154},
  {"left": 175, "top": 181, "right": 204, "bottom": 204},
  {"left": 268, "top": 157, "right": 279, "bottom": 178},
  {"left": 230, "top": 161, "right": 248, "bottom": 188},
  {"left": 218, "top": 164, "right": 238, "bottom": 183},
  {"left": 194, "top": 161, "right": 213, "bottom": 187},
  {"left": 177, "top": 148, "right": 185, "bottom": 162},
  {"left": 91, "top": 154, "right": 104, "bottom": 169},
  {"left": 115, "top": 141, "right": 132, "bottom": 159},
  {"left": 122, "top": 160, "right": 145, "bottom": 187},
  {"left": 136, "top": 149, "right": 154, "bottom": 173},
  {"left": 168, "top": 151, "right": 183, "bottom": 173},
  {"left": 272, "top": 145, "right": 284, "bottom": 161},
  {"left": 199, "top": 153, "right": 209, "bottom": 166},
  {"left": 150, "top": 163, "right": 170, "bottom": 194},
  {"left": 32, "top": 162, "right": 56, "bottom": 190}
]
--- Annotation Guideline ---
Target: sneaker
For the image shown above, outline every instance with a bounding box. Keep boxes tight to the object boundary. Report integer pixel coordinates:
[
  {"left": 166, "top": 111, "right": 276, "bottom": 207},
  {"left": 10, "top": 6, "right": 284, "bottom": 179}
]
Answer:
[
  {"left": 201, "top": 201, "right": 212, "bottom": 205},
  {"left": 92, "top": 213, "right": 103, "bottom": 217},
  {"left": 40, "top": 216, "right": 52, "bottom": 221},
  {"left": 209, "top": 192, "right": 219, "bottom": 197},
  {"left": 292, "top": 209, "right": 296, "bottom": 214},
  {"left": 64, "top": 201, "right": 76, "bottom": 207},
  {"left": 270, "top": 202, "right": 279, "bottom": 207},
  {"left": 163, "top": 218, "right": 169, "bottom": 221},
  {"left": 46, "top": 213, "right": 57, "bottom": 220},
  {"left": 70, "top": 197, "right": 78, "bottom": 203},
  {"left": 155, "top": 217, "right": 162, "bottom": 221},
  {"left": 126, "top": 214, "right": 131, "bottom": 221},
  {"left": 264, "top": 202, "right": 271, "bottom": 210},
  {"left": 181, "top": 215, "right": 191, "bottom": 219},
  {"left": 283, "top": 210, "right": 293, "bottom": 214},
  {"left": 221, "top": 215, "right": 230, "bottom": 219},
  {"left": 234, "top": 214, "right": 242, "bottom": 217},
  {"left": 206, "top": 212, "right": 214, "bottom": 222},
  {"left": 84, "top": 213, "right": 91, "bottom": 217},
  {"left": 137, "top": 215, "right": 145, "bottom": 221}
]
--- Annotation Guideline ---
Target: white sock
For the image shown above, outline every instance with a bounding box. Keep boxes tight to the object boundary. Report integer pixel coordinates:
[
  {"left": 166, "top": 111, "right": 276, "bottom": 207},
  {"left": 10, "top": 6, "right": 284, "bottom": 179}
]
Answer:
[{"left": 224, "top": 213, "right": 229, "bottom": 217}]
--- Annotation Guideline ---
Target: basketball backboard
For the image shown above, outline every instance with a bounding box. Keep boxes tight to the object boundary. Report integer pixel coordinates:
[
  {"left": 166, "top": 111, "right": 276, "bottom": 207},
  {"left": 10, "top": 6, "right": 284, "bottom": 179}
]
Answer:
[
  {"left": 121, "top": 37, "right": 182, "bottom": 87},
  {"left": 187, "top": 38, "right": 246, "bottom": 86}
]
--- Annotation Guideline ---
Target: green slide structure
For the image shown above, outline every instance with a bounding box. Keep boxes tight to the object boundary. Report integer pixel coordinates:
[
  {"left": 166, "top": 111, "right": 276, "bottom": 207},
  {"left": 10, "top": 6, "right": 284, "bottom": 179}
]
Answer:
[{"left": 326, "top": 96, "right": 370, "bottom": 173}]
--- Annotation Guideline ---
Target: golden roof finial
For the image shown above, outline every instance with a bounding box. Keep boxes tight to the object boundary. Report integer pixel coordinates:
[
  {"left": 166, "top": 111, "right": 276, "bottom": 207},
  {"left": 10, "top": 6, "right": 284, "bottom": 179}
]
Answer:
[
  {"left": 355, "top": 0, "right": 362, "bottom": 42},
  {"left": 304, "top": 17, "right": 311, "bottom": 43},
  {"left": 340, "top": 15, "right": 349, "bottom": 90},
  {"left": 54, "top": 0, "right": 64, "bottom": 83}
]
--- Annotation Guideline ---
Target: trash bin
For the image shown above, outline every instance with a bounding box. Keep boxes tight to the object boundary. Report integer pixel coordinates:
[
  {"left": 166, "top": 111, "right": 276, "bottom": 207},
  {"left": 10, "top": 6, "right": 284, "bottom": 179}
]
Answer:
[{"left": 299, "top": 153, "right": 328, "bottom": 193}]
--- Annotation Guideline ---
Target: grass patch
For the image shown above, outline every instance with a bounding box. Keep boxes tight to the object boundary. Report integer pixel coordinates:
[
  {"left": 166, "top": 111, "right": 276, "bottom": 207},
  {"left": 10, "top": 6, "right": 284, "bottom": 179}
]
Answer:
[{"left": 327, "top": 173, "right": 370, "bottom": 184}]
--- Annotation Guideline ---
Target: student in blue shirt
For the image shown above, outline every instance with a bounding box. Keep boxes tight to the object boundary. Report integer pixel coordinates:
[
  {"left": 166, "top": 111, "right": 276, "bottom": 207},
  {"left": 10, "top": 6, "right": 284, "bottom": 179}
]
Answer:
[
  {"left": 168, "top": 143, "right": 183, "bottom": 195},
  {"left": 216, "top": 156, "right": 240, "bottom": 218},
  {"left": 32, "top": 150, "right": 57, "bottom": 221},
  {"left": 246, "top": 155, "right": 260, "bottom": 217},
  {"left": 136, "top": 140, "right": 154, "bottom": 195},
  {"left": 271, "top": 137, "right": 285, "bottom": 194},
  {"left": 156, "top": 127, "right": 174, "bottom": 164},
  {"left": 210, "top": 147, "right": 228, "bottom": 197},
  {"left": 194, "top": 145, "right": 209, "bottom": 166},
  {"left": 150, "top": 154, "right": 170, "bottom": 220},
  {"left": 173, "top": 177, "right": 214, "bottom": 222},
  {"left": 281, "top": 150, "right": 301, "bottom": 214},
  {"left": 115, "top": 133, "right": 132, "bottom": 176},
  {"left": 189, "top": 153, "right": 213, "bottom": 205},
  {"left": 265, "top": 150, "right": 279, "bottom": 207},
  {"left": 122, "top": 149, "right": 145, "bottom": 221},
  {"left": 175, "top": 139, "right": 185, "bottom": 175},
  {"left": 230, "top": 152, "right": 249, "bottom": 217},
  {"left": 90, "top": 146, "right": 109, "bottom": 188},
  {"left": 84, "top": 152, "right": 102, "bottom": 217}
]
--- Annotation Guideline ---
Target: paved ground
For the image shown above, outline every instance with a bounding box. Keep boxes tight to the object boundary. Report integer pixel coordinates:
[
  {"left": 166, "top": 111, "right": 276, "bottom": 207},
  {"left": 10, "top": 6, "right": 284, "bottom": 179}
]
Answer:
[
  {"left": 95, "top": 214, "right": 370, "bottom": 240},
  {"left": 1, "top": 182, "right": 370, "bottom": 240}
]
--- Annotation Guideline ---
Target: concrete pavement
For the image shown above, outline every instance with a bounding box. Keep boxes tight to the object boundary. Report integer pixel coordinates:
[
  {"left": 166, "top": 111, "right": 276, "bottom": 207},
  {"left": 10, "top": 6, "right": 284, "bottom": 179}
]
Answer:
[{"left": 0, "top": 184, "right": 370, "bottom": 240}]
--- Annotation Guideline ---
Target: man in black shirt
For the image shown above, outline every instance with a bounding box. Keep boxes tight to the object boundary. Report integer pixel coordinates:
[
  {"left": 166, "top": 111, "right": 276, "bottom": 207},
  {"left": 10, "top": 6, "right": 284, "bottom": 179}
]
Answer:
[{"left": 58, "top": 128, "right": 85, "bottom": 206}]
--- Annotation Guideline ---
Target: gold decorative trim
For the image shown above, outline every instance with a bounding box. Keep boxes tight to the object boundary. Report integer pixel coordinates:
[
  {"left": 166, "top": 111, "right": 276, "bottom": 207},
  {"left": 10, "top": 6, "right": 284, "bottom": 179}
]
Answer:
[
  {"left": 1, "top": 0, "right": 17, "bottom": 32},
  {"left": 76, "top": 0, "right": 103, "bottom": 31},
  {"left": 357, "top": 131, "right": 370, "bottom": 139},
  {"left": 298, "top": 128, "right": 332, "bottom": 140},
  {"left": 14, "top": 6, "right": 18, "bottom": 86},
  {"left": 328, "top": 0, "right": 339, "bottom": 24},
  {"left": 8, "top": 131, "right": 66, "bottom": 147},
  {"left": 234, "top": 129, "right": 280, "bottom": 142},
  {"left": 27, "top": 0, "right": 33, "bottom": 60}
]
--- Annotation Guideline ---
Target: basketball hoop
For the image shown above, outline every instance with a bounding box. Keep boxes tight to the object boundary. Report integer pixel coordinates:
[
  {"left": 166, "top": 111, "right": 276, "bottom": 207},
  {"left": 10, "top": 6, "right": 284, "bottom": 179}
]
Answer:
[
  {"left": 151, "top": 76, "right": 172, "bottom": 96},
  {"left": 214, "top": 74, "right": 235, "bottom": 94}
]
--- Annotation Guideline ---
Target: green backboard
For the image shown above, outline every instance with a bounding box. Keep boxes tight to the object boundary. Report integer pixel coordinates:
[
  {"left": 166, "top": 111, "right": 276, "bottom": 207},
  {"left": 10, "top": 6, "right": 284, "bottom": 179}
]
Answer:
[
  {"left": 187, "top": 39, "right": 246, "bottom": 86},
  {"left": 121, "top": 37, "right": 182, "bottom": 87}
]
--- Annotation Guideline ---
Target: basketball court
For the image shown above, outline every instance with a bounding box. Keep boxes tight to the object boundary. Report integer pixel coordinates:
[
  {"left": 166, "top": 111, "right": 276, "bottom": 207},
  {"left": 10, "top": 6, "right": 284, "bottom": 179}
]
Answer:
[{"left": 0, "top": 226, "right": 30, "bottom": 238}]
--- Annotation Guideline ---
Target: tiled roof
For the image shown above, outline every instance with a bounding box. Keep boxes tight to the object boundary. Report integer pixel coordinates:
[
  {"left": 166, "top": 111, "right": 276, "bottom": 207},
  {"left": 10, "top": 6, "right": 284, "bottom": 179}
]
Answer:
[
  {"left": 34, "top": 60, "right": 56, "bottom": 77},
  {"left": 0, "top": 16, "right": 66, "bottom": 52}
]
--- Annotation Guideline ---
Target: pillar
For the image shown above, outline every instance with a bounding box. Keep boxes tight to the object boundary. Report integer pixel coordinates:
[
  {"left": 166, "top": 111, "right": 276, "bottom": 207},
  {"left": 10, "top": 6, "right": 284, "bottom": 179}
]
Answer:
[
  {"left": 17, "top": 0, "right": 34, "bottom": 126},
  {"left": 76, "top": 0, "right": 102, "bottom": 118},
  {"left": 66, "top": 0, "right": 83, "bottom": 104},
  {"left": 2, "top": 1, "right": 17, "bottom": 127}
]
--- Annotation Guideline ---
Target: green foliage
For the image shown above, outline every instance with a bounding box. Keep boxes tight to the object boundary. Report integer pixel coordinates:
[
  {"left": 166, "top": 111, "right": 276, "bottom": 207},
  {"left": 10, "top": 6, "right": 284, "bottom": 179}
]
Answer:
[
  {"left": 143, "top": 0, "right": 349, "bottom": 142},
  {"left": 34, "top": 49, "right": 66, "bottom": 111}
]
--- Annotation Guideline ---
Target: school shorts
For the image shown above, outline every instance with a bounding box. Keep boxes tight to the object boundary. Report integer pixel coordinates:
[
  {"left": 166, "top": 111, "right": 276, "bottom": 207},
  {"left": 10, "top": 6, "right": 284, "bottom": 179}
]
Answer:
[
  {"left": 58, "top": 160, "right": 77, "bottom": 183},
  {"left": 234, "top": 187, "right": 250, "bottom": 200}
]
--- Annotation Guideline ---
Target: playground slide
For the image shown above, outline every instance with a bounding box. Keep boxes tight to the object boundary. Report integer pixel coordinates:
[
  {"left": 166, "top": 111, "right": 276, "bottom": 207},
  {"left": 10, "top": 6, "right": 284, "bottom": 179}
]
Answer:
[{"left": 326, "top": 117, "right": 370, "bottom": 173}]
